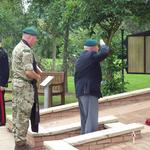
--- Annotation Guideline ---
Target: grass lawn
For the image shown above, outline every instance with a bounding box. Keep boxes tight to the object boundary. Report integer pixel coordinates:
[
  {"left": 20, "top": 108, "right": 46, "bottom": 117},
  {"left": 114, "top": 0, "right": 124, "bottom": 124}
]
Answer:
[
  {"left": 5, "top": 74, "right": 150, "bottom": 115},
  {"left": 68, "top": 74, "right": 150, "bottom": 93},
  {"left": 125, "top": 73, "right": 150, "bottom": 91}
]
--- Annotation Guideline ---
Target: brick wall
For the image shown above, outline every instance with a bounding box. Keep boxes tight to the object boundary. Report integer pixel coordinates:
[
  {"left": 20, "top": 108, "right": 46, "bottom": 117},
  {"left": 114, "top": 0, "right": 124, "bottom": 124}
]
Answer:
[
  {"left": 75, "top": 131, "right": 141, "bottom": 150},
  {"left": 27, "top": 124, "right": 105, "bottom": 150},
  {"left": 40, "top": 107, "right": 79, "bottom": 123}
]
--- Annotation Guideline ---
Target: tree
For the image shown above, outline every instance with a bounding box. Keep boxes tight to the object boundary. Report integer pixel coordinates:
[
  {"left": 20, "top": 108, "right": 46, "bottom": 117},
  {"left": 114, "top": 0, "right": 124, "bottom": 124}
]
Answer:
[
  {"left": 0, "top": 0, "right": 28, "bottom": 55},
  {"left": 80, "top": 0, "right": 150, "bottom": 95},
  {"left": 28, "top": 0, "right": 81, "bottom": 91}
]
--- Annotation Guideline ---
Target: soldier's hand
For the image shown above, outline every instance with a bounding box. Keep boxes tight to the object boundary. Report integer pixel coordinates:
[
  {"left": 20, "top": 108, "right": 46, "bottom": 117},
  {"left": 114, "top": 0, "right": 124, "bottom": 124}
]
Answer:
[
  {"left": 0, "top": 86, "right": 5, "bottom": 91},
  {"left": 37, "top": 74, "right": 41, "bottom": 82}
]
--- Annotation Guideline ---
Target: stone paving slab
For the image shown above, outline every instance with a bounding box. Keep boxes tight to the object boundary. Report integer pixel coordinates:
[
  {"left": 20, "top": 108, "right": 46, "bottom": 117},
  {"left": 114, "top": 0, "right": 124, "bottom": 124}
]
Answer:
[{"left": 0, "top": 126, "right": 15, "bottom": 150}]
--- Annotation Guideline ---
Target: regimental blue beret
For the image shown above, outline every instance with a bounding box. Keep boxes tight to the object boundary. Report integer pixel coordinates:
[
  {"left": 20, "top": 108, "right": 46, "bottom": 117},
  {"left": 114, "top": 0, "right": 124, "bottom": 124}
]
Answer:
[
  {"left": 22, "top": 26, "right": 38, "bottom": 36},
  {"left": 84, "top": 39, "right": 98, "bottom": 46}
]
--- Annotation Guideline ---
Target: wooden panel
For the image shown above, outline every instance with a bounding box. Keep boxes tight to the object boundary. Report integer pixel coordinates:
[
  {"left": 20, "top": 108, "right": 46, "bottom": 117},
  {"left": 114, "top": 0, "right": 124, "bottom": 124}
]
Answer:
[
  {"left": 146, "top": 36, "right": 150, "bottom": 73},
  {"left": 38, "top": 71, "right": 64, "bottom": 92},
  {"left": 37, "top": 71, "right": 65, "bottom": 106},
  {"left": 128, "top": 36, "right": 144, "bottom": 73}
]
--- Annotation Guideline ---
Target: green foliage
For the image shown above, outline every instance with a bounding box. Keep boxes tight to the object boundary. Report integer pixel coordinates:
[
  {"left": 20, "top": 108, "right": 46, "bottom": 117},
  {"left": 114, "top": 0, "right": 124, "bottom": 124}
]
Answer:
[
  {"left": 40, "top": 58, "right": 63, "bottom": 71},
  {"left": 5, "top": 107, "right": 12, "bottom": 115},
  {"left": 66, "top": 28, "right": 91, "bottom": 75},
  {"left": 1, "top": 0, "right": 150, "bottom": 95},
  {"left": 0, "top": 0, "right": 33, "bottom": 55},
  {"left": 101, "top": 32, "right": 127, "bottom": 96},
  {"left": 68, "top": 76, "right": 75, "bottom": 93}
]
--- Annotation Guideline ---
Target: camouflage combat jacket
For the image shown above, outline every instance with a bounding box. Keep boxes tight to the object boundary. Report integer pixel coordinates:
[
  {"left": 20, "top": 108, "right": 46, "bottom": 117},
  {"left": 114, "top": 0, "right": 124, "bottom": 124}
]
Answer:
[{"left": 12, "top": 40, "right": 33, "bottom": 82}]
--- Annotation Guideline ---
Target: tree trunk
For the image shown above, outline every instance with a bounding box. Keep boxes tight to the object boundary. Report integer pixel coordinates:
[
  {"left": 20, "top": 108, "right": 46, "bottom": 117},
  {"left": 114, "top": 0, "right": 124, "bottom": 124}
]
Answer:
[
  {"left": 63, "top": 23, "right": 70, "bottom": 93},
  {"left": 51, "top": 37, "right": 56, "bottom": 71}
]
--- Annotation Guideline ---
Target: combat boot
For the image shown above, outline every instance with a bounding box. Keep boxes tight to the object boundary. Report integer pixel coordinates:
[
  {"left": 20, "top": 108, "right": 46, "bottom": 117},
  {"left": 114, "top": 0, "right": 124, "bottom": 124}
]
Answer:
[
  {"left": 25, "top": 144, "right": 34, "bottom": 150},
  {"left": 14, "top": 144, "right": 26, "bottom": 150},
  {"left": 15, "top": 143, "right": 34, "bottom": 150}
]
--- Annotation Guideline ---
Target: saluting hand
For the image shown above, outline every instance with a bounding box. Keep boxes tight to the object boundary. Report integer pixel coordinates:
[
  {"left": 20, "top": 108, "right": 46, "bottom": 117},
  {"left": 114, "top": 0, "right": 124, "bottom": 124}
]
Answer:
[{"left": 100, "top": 39, "right": 105, "bottom": 46}]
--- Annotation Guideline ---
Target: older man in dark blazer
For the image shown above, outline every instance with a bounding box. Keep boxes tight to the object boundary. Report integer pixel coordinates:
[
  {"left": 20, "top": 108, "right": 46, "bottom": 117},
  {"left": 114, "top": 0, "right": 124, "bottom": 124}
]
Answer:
[{"left": 74, "top": 39, "right": 109, "bottom": 134}]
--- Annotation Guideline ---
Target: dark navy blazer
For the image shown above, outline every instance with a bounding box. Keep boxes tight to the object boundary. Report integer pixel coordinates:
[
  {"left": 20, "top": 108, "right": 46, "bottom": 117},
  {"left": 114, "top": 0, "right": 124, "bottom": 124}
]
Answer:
[
  {"left": 0, "top": 47, "right": 9, "bottom": 87},
  {"left": 74, "top": 45, "right": 109, "bottom": 98}
]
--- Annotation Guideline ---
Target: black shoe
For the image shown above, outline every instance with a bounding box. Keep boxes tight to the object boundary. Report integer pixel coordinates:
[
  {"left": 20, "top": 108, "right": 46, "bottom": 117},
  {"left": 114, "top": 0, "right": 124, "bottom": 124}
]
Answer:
[{"left": 15, "top": 144, "right": 34, "bottom": 150}]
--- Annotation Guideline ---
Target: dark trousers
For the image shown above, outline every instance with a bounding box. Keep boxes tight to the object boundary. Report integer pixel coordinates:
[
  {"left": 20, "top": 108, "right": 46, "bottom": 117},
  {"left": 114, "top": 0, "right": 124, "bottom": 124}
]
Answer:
[
  {"left": 0, "top": 90, "right": 6, "bottom": 126},
  {"left": 78, "top": 95, "right": 98, "bottom": 134}
]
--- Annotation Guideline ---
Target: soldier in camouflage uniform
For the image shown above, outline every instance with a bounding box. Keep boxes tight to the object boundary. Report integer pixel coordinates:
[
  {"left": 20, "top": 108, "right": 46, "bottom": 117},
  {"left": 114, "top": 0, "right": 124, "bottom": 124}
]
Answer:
[{"left": 12, "top": 26, "right": 42, "bottom": 150}]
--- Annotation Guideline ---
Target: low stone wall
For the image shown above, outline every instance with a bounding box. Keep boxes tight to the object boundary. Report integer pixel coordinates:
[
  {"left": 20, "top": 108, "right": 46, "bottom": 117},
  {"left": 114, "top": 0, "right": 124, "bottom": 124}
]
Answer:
[
  {"left": 44, "top": 123, "right": 144, "bottom": 150},
  {"left": 27, "top": 116, "right": 117, "bottom": 149},
  {"left": 40, "top": 103, "right": 79, "bottom": 123},
  {"left": 74, "top": 131, "right": 141, "bottom": 150},
  {"left": 27, "top": 128, "right": 80, "bottom": 150},
  {"left": 40, "top": 88, "right": 150, "bottom": 122}
]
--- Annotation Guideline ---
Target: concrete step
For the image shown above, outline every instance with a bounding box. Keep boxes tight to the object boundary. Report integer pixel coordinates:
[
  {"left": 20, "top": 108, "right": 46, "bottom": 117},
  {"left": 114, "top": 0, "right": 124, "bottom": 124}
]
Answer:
[{"left": 104, "top": 122, "right": 126, "bottom": 128}]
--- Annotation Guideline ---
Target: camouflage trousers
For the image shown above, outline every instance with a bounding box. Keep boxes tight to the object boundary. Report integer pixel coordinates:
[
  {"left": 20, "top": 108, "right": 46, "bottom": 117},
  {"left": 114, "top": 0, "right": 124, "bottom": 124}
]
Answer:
[{"left": 12, "top": 79, "right": 34, "bottom": 145}]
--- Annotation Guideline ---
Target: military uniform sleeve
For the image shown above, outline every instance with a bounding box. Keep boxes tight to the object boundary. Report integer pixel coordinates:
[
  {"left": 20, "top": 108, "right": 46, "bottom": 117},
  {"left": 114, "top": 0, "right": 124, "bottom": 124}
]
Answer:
[{"left": 22, "top": 49, "right": 33, "bottom": 71}]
